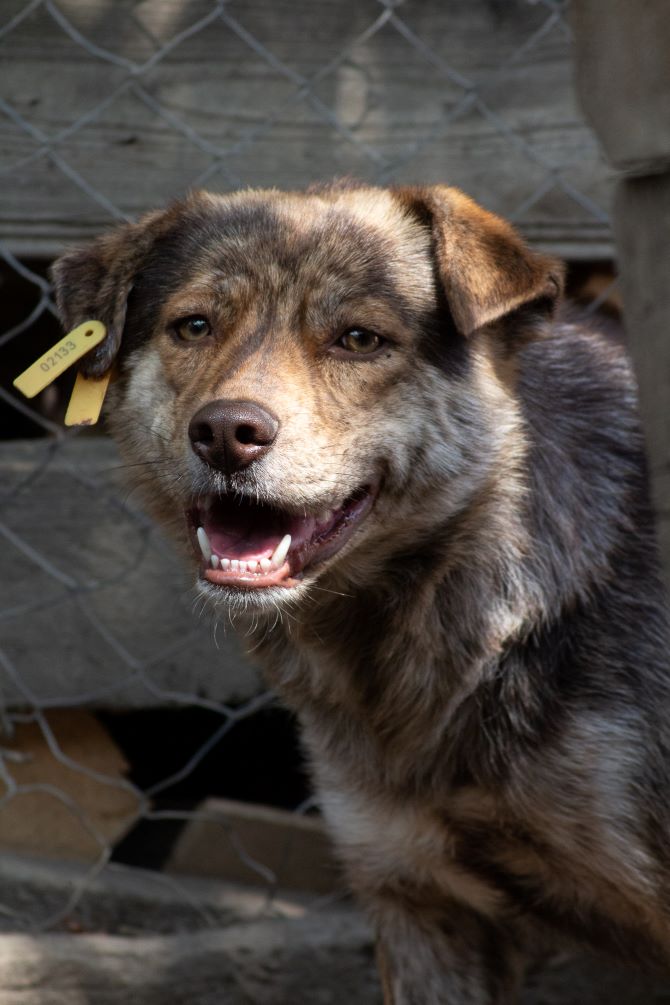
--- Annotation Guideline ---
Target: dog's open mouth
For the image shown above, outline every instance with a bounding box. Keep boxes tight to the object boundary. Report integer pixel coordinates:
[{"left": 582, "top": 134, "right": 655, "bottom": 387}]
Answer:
[{"left": 187, "top": 485, "right": 376, "bottom": 590}]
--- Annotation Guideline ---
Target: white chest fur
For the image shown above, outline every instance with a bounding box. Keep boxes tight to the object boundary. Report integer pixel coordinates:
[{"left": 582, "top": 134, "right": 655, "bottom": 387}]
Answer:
[{"left": 319, "top": 785, "right": 502, "bottom": 918}]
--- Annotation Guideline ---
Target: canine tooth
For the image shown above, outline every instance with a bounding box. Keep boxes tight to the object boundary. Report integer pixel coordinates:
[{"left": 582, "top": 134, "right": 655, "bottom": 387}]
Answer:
[
  {"left": 271, "top": 534, "right": 291, "bottom": 568},
  {"left": 197, "top": 527, "right": 212, "bottom": 562},
  {"left": 260, "top": 558, "right": 272, "bottom": 573},
  {"left": 211, "top": 555, "right": 220, "bottom": 569}
]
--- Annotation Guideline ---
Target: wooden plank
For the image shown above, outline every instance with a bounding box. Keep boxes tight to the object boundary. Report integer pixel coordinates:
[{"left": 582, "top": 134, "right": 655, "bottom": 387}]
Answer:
[
  {"left": 613, "top": 173, "right": 670, "bottom": 585},
  {"left": 571, "top": 0, "right": 670, "bottom": 175},
  {"left": 166, "top": 797, "right": 343, "bottom": 893},
  {"left": 0, "top": 0, "right": 612, "bottom": 258},
  {"left": 0, "top": 437, "right": 262, "bottom": 709},
  {"left": 0, "top": 710, "right": 138, "bottom": 862}
]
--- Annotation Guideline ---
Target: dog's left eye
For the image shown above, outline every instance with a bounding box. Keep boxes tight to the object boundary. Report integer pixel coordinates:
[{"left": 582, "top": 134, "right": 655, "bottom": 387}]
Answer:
[
  {"left": 336, "top": 328, "right": 383, "bottom": 355},
  {"left": 174, "top": 316, "right": 211, "bottom": 342}
]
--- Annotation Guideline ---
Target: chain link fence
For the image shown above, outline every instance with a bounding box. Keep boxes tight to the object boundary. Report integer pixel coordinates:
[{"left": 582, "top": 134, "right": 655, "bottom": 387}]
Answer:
[{"left": 0, "top": 0, "right": 616, "bottom": 960}]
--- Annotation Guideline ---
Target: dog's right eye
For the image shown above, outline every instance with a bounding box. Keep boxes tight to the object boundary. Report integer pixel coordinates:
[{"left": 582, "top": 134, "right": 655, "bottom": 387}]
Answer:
[
  {"left": 174, "top": 316, "right": 211, "bottom": 342},
  {"left": 335, "top": 328, "right": 384, "bottom": 355}
]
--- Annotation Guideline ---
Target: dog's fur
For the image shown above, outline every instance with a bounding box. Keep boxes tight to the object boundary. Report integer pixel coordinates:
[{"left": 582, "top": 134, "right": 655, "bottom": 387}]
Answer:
[{"left": 52, "top": 183, "right": 670, "bottom": 1002}]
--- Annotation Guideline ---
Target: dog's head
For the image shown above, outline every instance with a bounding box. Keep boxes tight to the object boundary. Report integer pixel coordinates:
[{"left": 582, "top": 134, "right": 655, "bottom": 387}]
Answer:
[{"left": 52, "top": 184, "right": 562, "bottom": 614}]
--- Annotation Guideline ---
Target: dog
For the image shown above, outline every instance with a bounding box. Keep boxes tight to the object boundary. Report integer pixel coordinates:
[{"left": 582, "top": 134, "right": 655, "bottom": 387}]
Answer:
[{"left": 52, "top": 182, "right": 670, "bottom": 1002}]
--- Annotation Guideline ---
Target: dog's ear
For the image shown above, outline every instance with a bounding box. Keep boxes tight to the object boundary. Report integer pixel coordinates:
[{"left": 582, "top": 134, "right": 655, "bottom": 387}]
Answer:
[
  {"left": 50, "top": 210, "right": 167, "bottom": 377},
  {"left": 395, "top": 185, "right": 564, "bottom": 337}
]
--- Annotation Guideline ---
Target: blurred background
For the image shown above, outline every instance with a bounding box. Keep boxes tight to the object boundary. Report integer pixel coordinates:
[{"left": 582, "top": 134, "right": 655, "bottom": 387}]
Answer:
[{"left": 1, "top": 1, "right": 669, "bottom": 1001}]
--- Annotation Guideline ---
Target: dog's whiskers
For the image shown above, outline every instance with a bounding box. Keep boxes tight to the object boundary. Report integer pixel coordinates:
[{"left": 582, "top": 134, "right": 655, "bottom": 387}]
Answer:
[{"left": 306, "top": 584, "right": 355, "bottom": 599}]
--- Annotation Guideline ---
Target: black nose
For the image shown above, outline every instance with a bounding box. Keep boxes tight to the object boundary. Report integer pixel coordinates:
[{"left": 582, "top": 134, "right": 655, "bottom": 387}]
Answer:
[{"left": 188, "top": 399, "right": 279, "bottom": 473}]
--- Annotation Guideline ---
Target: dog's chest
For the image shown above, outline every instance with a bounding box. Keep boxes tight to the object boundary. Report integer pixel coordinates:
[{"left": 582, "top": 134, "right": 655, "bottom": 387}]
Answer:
[{"left": 319, "top": 784, "right": 504, "bottom": 918}]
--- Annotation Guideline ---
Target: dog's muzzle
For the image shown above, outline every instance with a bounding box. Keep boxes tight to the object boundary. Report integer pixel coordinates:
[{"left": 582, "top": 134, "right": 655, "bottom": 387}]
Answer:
[{"left": 186, "top": 399, "right": 378, "bottom": 591}]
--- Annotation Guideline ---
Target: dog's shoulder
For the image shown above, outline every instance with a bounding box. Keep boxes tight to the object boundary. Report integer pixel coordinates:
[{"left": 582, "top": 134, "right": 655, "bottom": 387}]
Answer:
[
  {"left": 519, "top": 305, "right": 637, "bottom": 436},
  {"left": 518, "top": 306, "right": 649, "bottom": 557}
]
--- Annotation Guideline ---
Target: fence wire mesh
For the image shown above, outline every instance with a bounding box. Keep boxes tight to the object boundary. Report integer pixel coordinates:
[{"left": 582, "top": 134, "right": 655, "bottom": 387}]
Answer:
[{"left": 0, "top": 0, "right": 616, "bottom": 938}]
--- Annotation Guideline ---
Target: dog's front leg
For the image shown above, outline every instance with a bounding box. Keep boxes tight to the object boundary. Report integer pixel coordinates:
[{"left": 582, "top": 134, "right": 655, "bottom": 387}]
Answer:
[{"left": 372, "top": 897, "right": 524, "bottom": 1005}]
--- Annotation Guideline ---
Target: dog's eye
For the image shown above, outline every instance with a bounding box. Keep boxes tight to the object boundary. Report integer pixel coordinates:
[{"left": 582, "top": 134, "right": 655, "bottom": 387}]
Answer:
[
  {"left": 174, "top": 316, "right": 211, "bottom": 342},
  {"left": 337, "top": 328, "right": 382, "bottom": 355}
]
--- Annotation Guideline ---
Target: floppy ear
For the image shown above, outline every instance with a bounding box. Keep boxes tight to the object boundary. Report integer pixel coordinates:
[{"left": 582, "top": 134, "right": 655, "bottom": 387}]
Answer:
[
  {"left": 395, "top": 185, "right": 564, "bottom": 337},
  {"left": 50, "top": 210, "right": 167, "bottom": 377}
]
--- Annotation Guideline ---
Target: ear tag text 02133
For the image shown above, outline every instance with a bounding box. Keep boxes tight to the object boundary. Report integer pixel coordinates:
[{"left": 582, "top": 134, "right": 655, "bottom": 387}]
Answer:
[
  {"left": 13, "top": 320, "right": 112, "bottom": 426},
  {"left": 13, "top": 320, "right": 106, "bottom": 398}
]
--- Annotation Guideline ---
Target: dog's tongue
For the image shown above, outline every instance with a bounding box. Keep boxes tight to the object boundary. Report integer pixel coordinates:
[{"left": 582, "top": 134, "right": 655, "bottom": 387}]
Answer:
[
  {"left": 202, "top": 497, "right": 315, "bottom": 562},
  {"left": 204, "top": 519, "right": 278, "bottom": 561}
]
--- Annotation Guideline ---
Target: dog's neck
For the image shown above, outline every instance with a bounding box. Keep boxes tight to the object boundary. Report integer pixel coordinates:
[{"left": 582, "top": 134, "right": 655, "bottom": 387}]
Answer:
[{"left": 248, "top": 471, "right": 538, "bottom": 777}]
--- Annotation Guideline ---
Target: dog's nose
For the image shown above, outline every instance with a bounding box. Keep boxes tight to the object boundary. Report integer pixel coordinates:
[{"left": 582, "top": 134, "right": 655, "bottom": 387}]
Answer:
[{"left": 188, "top": 399, "right": 279, "bottom": 473}]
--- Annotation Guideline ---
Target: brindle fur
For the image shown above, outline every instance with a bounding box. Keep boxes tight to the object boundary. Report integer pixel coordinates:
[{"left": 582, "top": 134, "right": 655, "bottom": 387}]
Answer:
[{"left": 52, "top": 183, "right": 670, "bottom": 1003}]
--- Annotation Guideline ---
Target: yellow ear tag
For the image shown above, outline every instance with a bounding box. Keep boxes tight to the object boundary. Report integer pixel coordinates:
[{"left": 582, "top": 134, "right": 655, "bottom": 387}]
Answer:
[
  {"left": 64, "top": 369, "right": 113, "bottom": 427},
  {"left": 13, "top": 320, "right": 106, "bottom": 399}
]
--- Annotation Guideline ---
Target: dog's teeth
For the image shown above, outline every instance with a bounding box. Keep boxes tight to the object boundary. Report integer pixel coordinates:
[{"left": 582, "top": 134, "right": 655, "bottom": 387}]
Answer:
[
  {"left": 271, "top": 534, "right": 291, "bottom": 568},
  {"left": 260, "top": 558, "right": 272, "bottom": 573},
  {"left": 248, "top": 561, "right": 259, "bottom": 573},
  {"left": 318, "top": 510, "right": 332, "bottom": 524},
  {"left": 231, "top": 559, "right": 240, "bottom": 573},
  {"left": 221, "top": 558, "right": 231, "bottom": 570},
  {"left": 197, "top": 526, "right": 213, "bottom": 562},
  {"left": 211, "top": 555, "right": 220, "bottom": 569}
]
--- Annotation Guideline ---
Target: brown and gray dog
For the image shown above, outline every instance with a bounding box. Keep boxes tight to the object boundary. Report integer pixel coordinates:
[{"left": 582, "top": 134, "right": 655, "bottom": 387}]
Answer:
[{"left": 52, "top": 183, "right": 670, "bottom": 1002}]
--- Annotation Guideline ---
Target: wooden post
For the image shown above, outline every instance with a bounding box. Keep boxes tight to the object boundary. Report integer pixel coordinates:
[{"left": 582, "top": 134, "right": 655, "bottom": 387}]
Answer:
[{"left": 571, "top": 1, "right": 670, "bottom": 582}]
